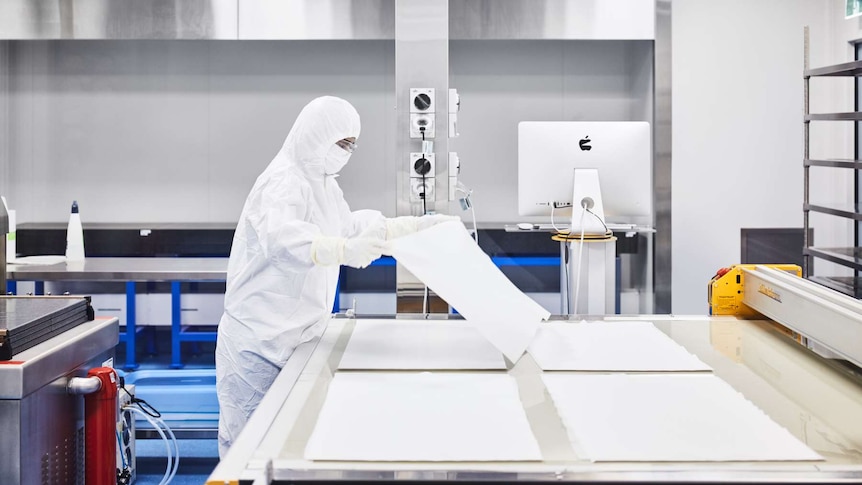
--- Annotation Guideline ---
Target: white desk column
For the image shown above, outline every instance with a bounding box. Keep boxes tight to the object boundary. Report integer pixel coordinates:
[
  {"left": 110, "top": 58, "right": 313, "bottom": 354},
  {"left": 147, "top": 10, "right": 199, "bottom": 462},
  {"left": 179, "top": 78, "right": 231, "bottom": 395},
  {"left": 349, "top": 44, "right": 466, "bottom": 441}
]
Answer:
[{"left": 560, "top": 237, "right": 616, "bottom": 315}]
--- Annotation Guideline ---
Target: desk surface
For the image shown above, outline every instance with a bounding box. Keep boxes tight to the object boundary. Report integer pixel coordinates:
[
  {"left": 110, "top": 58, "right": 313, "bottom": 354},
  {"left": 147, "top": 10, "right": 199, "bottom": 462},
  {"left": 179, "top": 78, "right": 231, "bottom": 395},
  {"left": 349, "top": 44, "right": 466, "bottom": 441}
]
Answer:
[
  {"left": 7, "top": 257, "right": 228, "bottom": 281},
  {"left": 210, "top": 315, "right": 862, "bottom": 483}
]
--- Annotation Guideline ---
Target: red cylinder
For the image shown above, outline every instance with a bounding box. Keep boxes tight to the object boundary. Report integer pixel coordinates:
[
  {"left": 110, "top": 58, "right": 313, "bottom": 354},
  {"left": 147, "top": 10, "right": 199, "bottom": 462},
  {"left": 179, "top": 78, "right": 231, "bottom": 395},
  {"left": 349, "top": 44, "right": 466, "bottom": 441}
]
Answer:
[{"left": 84, "top": 367, "right": 118, "bottom": 485}]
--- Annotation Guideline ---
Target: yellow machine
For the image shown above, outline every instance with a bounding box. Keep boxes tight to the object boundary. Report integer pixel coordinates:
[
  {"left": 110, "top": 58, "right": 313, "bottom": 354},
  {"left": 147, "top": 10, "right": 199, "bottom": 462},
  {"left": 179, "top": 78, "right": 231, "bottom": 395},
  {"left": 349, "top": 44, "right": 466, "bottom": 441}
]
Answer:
[
  {"left": 708, "top": 264, "right": 802, "bottom": 317},
  {"left": 708, "top": 264, "right": 804, "bottom": 343}
]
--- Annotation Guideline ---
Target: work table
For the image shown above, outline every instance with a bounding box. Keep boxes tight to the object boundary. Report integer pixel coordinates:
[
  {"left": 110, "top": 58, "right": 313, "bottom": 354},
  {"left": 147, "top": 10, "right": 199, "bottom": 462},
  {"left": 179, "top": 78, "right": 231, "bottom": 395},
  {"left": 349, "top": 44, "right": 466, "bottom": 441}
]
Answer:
[{"left": 207, "top": 315, "right": 862, "bottom": 484}]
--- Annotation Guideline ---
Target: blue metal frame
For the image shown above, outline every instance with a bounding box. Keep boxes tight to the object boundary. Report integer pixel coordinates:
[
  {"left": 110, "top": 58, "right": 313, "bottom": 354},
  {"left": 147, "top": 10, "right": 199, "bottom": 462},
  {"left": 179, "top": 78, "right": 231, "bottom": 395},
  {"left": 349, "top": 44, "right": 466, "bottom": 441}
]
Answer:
[
  {"left": 123, "top": 281, "right": 139, "bottom": 370},
  {"left": 171, "top": 281, "right": 218, "bottom": 369},
  {"left": 491, "top": 256, "right": 560, "bottom": 267}
]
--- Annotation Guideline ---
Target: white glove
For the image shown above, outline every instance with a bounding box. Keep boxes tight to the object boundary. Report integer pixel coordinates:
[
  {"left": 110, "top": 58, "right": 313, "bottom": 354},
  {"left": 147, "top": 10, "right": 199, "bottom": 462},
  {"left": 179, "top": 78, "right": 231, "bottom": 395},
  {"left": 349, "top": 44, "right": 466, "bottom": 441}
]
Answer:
[
  {"left": 385, "top": 214, "right": 460, "bottom": 240},
  {"left": 342, "top": 235, "right": 387, "bottom": 268},
  {"left": 310, "top": 225, "right": 387, "bottom": 269}
]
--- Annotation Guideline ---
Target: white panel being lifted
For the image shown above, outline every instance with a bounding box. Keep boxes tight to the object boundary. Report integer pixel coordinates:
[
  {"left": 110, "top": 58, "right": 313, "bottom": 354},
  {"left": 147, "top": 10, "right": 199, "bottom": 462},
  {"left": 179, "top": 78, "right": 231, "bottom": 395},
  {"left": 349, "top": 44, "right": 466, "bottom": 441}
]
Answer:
[
  {"left": 543, "top": 373, "right": 822, "bottom": 462},
  {"left": 528, "top": 321, "right": 711, "bottom": 371},
  {"left": 388, "top": 221, "right": 550, "bottom": 362},
  {"left": 304, "top": 373, "right": 542, "bottom": 462},
  {"left": 338, "top": 320, "right": 506, "bottom": 370}
]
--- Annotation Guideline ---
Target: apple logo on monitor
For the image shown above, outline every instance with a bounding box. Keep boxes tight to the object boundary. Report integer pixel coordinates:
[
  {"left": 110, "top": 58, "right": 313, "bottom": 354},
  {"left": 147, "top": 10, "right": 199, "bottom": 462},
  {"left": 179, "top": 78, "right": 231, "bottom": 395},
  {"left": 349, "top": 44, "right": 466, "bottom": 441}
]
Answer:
[{"left": 579, "top": 136, "right": 592, "bottom": 151}]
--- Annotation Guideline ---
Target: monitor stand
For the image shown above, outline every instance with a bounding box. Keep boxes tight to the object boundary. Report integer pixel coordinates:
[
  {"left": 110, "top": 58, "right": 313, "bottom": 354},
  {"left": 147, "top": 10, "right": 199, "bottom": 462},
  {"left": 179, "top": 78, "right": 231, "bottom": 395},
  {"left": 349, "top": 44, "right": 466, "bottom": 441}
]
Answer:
[
  {"left": 561, "top": 168, "right": 615, "bottom": 315},
  {"left": 570, "top": 169, "right": 607, "bottom": 236}
]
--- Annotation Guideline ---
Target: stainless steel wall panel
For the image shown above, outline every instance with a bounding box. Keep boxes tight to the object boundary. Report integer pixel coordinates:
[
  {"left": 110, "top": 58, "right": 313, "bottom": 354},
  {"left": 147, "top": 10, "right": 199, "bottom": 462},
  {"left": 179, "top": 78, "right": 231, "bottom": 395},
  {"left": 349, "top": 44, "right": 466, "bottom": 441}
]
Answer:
[
  {"left": 6, "top": 40, "right": 396, "bottom": 223},
  {"left": 0, "top": 41, "right": 9, "bottom": 199},
  {"left": 449, "top": 40, "right": 654, "bottom": 223},
  {"left": 0, "top": 0, "right": 238, "bottom": 39},
  {"left": 395, "top": 0, "right": 449, "bottom": 216},
  {"left": 238, "top": 0, "right": 394, "bottom": 40},
  {"left": 73, "top": 0, "right": 238, "bottom": 39},
  {"left": 395, "top": 0, "right": 449, "bottom": 312},
  {"left": 654, "top": 0, "right": 671, "bottom": 313},
  {"left": 0, "top": 1, "right": 63, "bottom": 39},
  {"left": 450, "top": 0, "right": 655, "bottom": 40}
]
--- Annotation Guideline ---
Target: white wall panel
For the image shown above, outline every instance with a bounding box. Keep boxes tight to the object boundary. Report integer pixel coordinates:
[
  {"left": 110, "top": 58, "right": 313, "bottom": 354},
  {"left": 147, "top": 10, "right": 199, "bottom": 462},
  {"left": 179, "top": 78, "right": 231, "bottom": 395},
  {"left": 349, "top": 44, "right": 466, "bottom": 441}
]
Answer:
[{"left": 672, "top": 0, "right": 836, "bottom": 314}]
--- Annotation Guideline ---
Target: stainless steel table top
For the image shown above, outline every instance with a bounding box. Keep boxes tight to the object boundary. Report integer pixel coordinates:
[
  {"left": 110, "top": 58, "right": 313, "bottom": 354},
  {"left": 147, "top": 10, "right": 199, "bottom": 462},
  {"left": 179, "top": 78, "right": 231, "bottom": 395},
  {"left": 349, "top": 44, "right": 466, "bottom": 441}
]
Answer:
[
  {"left": 0, "top": 317, "right": 119, "bottom": 399},
  {"left": 210, "top": 315, "right": 862, "bottom": 483},
  {"left": 7, "top": 257, "right": 228, "bottom": 281}
]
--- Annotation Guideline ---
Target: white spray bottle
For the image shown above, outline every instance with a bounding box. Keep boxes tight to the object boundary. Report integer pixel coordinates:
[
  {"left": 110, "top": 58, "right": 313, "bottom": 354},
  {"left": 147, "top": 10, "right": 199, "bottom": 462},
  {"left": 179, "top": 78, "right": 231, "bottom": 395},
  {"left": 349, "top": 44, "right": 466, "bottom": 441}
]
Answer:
[{"left": 65, "top": 200, "right": 85, "bottom": 261}]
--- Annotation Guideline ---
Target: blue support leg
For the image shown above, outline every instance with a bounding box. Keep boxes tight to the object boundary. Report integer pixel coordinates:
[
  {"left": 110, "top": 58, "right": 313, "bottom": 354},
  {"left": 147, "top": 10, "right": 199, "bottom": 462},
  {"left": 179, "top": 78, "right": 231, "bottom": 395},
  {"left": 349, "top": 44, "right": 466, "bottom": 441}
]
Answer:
[
  {"left": 6, "top": 280, "right": 16, "bottom": 295},
  {"left": 333, "top": 278, "right": 341, "bottom": 314},
  {"left": 171, "top": 281, "right": 183, "bottom": 369},
  {"left": 146, "top": 327, "right": 157, "bottom": 355},
  {"left": 125, "top": 281, "right": 138, "bottom": 370},
  {"left": 34, "top": 281, "right": 44, "bottom": 295}
]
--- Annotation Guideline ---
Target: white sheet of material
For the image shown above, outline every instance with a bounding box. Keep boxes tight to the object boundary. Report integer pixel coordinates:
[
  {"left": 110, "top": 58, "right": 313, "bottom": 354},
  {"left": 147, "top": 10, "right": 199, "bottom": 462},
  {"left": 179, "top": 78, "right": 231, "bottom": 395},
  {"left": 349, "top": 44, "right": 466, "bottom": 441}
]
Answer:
[
  {"left": 388, "top": 221, "right": 550, "bottom": 362},
  {"left": 338, "top": 320, "right": 507, "bottom": 370},
  {"left": 529, "top": 321, "right": 712, "bottom": 371},
  {"left": 542, "top": 373, "right": 822, "bottom": 462},
  {"left": 304, "top": 373, "right": 543, "bottom": 462}
]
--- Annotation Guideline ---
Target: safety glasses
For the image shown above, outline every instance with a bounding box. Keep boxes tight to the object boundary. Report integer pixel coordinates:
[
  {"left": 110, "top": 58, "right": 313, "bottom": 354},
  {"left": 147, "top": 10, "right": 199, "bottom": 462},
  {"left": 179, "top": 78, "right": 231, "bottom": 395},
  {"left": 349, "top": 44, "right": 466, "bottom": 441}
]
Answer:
[{"left": 336, "top": 139, "right": 358, "bottom": 154}]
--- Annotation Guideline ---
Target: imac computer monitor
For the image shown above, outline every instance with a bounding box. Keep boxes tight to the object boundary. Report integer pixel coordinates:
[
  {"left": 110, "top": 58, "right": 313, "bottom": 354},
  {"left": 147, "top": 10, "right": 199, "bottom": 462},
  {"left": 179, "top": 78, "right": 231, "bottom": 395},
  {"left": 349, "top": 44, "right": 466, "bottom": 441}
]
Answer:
[{"left": 518, "top": 121, "right": 652, "bottom": 225}]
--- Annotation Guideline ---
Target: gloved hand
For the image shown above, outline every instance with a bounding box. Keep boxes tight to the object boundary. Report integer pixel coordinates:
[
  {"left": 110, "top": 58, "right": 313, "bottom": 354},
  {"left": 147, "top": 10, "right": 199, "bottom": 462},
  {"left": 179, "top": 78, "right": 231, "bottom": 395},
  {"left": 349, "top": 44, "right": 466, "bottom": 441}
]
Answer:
[
  {"left": 342, "top": 235, "right": 387, "bottom": 268},
  {"left": 385, "top": 214, "right": 461, "bottom": 240},
  {"left": 311, "top": 224, "right": 387, "bottom": 269}
]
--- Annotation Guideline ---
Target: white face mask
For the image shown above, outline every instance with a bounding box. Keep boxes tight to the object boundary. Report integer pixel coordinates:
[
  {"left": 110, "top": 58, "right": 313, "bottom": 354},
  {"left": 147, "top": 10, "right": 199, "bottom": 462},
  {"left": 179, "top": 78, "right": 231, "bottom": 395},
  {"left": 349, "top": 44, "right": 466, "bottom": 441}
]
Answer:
[{"left": 324, "top": 144, "right": 352, "bottom": 175}]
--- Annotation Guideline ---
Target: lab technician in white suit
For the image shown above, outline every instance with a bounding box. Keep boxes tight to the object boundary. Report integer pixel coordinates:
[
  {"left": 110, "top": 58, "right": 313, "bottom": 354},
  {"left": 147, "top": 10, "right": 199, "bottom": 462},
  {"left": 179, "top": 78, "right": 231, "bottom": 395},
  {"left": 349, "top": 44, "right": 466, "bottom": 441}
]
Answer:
[{"left": 216, "top": 96, "right": 456, "bottom": 457}]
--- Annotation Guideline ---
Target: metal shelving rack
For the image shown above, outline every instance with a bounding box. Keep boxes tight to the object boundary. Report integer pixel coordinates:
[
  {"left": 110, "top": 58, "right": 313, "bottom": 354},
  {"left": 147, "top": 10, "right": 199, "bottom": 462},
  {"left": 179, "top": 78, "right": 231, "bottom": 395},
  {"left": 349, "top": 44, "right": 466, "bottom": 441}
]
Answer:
[{"left": 803, "top": 27, "right": 862, "bottom": 297}]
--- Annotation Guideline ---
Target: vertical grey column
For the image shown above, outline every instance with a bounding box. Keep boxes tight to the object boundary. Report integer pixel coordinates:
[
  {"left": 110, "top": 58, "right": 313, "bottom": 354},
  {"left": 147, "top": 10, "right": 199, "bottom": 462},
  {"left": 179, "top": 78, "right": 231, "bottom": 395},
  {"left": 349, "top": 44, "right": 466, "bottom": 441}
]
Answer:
[
  {"left": 0, "top": 41, "right": 8, "bottom": 290},
  {"left": 0, "top": 41, "right": 8, "bottom": 197},
  {"left": 395, "top": 0, "right": 450, "bottom": 313},
  {"left": 654, "top": 0, "right": 672, "bottom": 313}
]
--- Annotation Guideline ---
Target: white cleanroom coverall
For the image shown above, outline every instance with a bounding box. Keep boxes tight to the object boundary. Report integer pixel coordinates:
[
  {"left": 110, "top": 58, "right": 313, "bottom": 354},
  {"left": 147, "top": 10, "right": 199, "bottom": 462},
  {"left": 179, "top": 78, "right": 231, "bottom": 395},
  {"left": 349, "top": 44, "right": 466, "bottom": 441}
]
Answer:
[{"left": 215, "top": 96, "right": 456, "bottom": 457}]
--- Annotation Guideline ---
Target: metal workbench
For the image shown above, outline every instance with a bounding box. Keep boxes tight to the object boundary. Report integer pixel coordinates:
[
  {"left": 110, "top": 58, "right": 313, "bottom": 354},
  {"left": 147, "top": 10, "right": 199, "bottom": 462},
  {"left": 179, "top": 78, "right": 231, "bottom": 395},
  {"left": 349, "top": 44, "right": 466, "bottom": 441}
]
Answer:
[
  {"left": 7, "top": 257, "right": 228, "bottom": 369},
  {"left": 0, "top": 315, "right": 119, "bottom": 485},
  {"left": 208, "top": 315, "right": 862, "bottom": 484}
]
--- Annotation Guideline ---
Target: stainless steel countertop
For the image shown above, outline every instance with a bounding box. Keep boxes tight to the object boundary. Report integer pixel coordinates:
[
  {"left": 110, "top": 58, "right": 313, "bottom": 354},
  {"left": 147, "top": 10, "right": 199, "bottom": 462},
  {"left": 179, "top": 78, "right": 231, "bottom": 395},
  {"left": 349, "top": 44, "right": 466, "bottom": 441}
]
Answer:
[
  {"left": 0, "top": 317, "right": 119, "bottom": 399},
  {"left": 209, "top": 315, "right": 862, "bottom": 483},
  {"left": 7, "top": 257, "right": 228, "bottom": 281}
]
